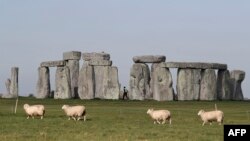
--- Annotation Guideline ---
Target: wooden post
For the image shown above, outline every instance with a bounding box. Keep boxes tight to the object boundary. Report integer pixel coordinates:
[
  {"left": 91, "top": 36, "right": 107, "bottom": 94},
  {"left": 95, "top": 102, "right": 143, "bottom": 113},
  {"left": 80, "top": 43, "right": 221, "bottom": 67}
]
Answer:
[{"left": 14, "top": 98, "right": 18, "bottom": 114}]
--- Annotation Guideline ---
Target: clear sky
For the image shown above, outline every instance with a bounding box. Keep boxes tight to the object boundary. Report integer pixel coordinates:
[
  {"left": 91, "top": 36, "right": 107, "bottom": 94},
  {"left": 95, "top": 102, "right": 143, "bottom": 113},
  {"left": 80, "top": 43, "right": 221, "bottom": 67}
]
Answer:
[{"left": 0, "top": 0, "right": 249, "bottom": 98}]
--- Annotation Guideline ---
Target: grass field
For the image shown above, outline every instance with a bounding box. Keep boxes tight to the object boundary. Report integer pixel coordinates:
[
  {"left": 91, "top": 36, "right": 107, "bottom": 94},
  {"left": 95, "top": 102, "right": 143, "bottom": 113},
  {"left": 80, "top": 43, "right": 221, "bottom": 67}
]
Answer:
[{"left": 0, "top": 98, "right": 249, "bottom": 141}]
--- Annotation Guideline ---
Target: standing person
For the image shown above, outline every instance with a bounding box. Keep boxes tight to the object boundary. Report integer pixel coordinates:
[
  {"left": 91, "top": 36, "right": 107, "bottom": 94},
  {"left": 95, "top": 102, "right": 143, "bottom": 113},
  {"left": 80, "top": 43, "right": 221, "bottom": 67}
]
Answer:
[{"left": 123, "top": 86, "right": 128, "bottom": 100}]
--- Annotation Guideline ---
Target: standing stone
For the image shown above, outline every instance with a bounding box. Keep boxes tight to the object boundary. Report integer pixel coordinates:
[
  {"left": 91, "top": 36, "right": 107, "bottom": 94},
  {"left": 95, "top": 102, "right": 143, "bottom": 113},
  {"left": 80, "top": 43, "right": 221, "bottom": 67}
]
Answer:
[
  {"left": 217, "top": 70, "right": 233, "bottom": 100},
  {"left": 9, "top": 67, "right": 18, "bottom": 98},
  {"left": 151, "top": 63, "right": 174, "bottom": 101},
  {"left": 36, "top": 67, "right": 50, "bottom": 99},
  {"left": 63, "top": 51, "right": 81, "bottom": 98},
  {"left": 177, "top": 69, "right": 201, "bottom": 101},
  {"left": 78, "top": 64, "right": 95, "bottom": 99},
  {"left": 54, "top": 67, "right": 72, "bottom": 99},
  {"left": 66, "top": 60, "right": 80, "bottom": 98},
  {"left": 200, "top": 69, "right": 217, "bottom": 100},
  {"left": 230, "top": 70, "right": 245, "bottom": 100},
  {"left": 102, "top": 66, "right": 120, "bottom": 99},
  {"left": 5, "top": 78, "right": 11, "bottom": 95},
  {"left": 129, "top": 63, "right": 150, "bottom": 100}
]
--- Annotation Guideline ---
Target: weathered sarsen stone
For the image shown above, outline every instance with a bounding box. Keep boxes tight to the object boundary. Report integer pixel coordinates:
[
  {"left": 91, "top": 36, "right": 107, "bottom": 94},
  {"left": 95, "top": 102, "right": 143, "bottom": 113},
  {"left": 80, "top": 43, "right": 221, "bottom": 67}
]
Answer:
[
  {"left": 66, "top": 60, "right": 80, "bottom": 98},
  {"left": 78, "top": 64, "right": 95, "bottom": 99},
  {"left": 129, "top": 63, "right": 151, "bottom": 100},
  {"left": 200, "top": 69, "right": 217, "bottom": 100},
  {"left": 93, "top": 66, "right": 119, "bottom": 99},
  {"left": 89, "top": 60, "right": 112, "bottom": 66},
  {"left": 133, "top": 55, "right": 166, "bottom": 63},
  {"left": 161, "top": 62, "right": 227, "bottom": 70},
  {"left": 36, "top": 67, "right": 50, "bottom": 99},
  {"left": 63, "top": 51, "right": 81, "bottom": 60},
  {"left": 151, "top": 63, "right": 174, "bottom": 101},
  {"left": 177, "top": 69, "right": 201, "bottom": 101},
  {"left": 82, "top": 52, "right": 110, "bottom": 61},
  {"left": 41, "top": 60, "right": 65, "bottom": 67},
  {"left": 9, "top": 67, "right": 19, "bottom": 98},
  {"left": 102, "top": 66, "right": 120, "bottom": 99},
  {"left": 54, "top": 67, "right": 72, "bottom": 99},
  {"left": 230, "top": 70, "right": 245, "bottom": 100},
  {"left": 217, "top": 70, "right": 233, "bottom": 100}
]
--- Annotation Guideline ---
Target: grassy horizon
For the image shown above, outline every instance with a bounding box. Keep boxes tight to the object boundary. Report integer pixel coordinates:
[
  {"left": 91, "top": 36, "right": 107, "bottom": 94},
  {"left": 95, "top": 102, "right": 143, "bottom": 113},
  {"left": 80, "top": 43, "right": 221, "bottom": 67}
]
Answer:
[{"left": 0, "top": 97, "right": 249, "bottom": 141}]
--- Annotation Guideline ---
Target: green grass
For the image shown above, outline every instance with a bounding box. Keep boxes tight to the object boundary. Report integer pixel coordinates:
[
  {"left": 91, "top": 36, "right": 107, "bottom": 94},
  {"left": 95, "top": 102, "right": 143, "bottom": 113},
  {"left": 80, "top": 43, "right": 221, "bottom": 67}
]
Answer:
[{"left": 0, "top": 98, "right": 249, "bottom": 141}]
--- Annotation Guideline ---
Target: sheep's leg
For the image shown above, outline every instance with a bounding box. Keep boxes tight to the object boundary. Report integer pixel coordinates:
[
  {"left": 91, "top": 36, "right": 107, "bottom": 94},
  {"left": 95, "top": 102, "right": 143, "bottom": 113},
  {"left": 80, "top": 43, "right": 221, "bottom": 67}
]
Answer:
[
  {"left": 162, "top": 119, "right": 166, "bottom": 124},
  {"left": 32, "top": 116, "right": 34, "bottom": 119},
  {"left": 27, "top": 115, "right": 30, "bottom": 119},
  {"left": 210, "top": 122, "right": 212, "bottom": 125},
  {"left": 202, "top": 121, "right": 206, "bottom": 126},
  {"left": 157, "top": 120, "right": 161, "bottom": 124},
  {"left": 72, "top": 117, "right": 76, "bottom": 121},
  {"left": 83, "top": 116, "right": 86, "bottom": 121},
  {"left": 41, "top": 116, "right": 43, "bottom": 119},
  {"left": 169, "top": 118, "right": 172, "bottom": 125},
  {"left": 68, "top": 117, "right": 71, "bottom": 120},
  {"left": 154, "top": 120, "right": 156, "bottom": 124}
]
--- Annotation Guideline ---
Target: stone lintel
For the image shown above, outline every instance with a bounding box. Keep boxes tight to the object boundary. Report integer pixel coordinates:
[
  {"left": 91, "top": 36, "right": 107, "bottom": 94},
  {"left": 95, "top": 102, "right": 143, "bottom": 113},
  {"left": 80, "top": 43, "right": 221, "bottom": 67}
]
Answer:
[
  {"left": 88, "top": 60, "right": 112, "bottom": 66},
  {"left": 82, "top": 52, "right": 110, "bottom": 61},
  {"left": 161, "top": 62, "right": 227, "bottom": 70},
  {"left": 41, "top": 60, "right": 65, "bottom": 67},
  {"left": 63, "top": 51, "right": 81, "bottom": 60},
  {"left": 133, "top": 55, "right": 166, "bottom": 63}
]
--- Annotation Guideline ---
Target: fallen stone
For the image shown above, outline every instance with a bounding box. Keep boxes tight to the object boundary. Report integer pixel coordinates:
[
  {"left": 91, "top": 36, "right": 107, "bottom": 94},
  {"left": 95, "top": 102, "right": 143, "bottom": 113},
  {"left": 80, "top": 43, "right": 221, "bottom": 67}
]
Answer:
[
  {"left": 133, "top": 55, "right": 166, "bottom": 63},
  {"left": 41, "top": 60, "right": 65, "bottom": 67},
  {"left": 161, "top": 62, "right": 227, "bottom": 70},
  {"left": 63, "top": 51, "right": 81, "bottom": 60}
]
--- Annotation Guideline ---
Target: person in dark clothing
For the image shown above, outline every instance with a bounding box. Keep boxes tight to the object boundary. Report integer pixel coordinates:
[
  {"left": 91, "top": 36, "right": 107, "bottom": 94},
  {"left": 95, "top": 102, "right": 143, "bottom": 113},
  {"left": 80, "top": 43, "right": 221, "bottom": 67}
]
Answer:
[{"left": 123, "top": 86, "right": 128, "bottom": 100}]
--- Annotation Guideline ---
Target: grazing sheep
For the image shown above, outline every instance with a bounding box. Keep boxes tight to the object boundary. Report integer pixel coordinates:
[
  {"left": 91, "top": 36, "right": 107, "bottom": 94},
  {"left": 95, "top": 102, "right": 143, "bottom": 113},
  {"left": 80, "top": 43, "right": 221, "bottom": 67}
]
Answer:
[
  {"left": 23, "top": 104, "right": 45, "bottom": 119},
  {"left": 62, "top": 105, "right": 86, "bottom": 121},
  {"left": 147, "top": 109, "right": 171, "bottom": 125},
  {"left": 197, "top": 110, "right": 224, "bottom": 126}
]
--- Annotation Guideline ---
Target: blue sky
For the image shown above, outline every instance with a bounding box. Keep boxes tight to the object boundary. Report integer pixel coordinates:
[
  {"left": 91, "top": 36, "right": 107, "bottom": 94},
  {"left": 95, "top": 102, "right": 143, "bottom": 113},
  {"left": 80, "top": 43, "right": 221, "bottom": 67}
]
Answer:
[{"left": 0, "top": 0, "right": 249, "bottom": 98}]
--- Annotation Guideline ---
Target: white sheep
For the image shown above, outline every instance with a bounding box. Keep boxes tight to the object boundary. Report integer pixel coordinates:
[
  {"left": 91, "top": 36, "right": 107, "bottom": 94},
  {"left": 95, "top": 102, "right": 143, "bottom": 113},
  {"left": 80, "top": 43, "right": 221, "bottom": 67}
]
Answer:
[
  {"left": 197, "top": 110, "right": 224, "bottom": 126},
  {"left": 23, "top": 104, "right": 45, "bottom": 119},
  {"left": 62, "top": 105, "right": 86, "bottom": 121},
  {"left": 147, "top": 109, "right": 171, "bottom": 125}
]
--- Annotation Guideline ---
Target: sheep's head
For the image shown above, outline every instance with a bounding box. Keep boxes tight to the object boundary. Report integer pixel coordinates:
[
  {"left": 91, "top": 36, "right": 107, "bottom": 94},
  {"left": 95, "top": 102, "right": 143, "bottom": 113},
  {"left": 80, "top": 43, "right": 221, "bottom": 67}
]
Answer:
[
  {"left": 147, "top": 109, "right": 154, "bottom": 114},
  {"left": 23, "top": 104, "right": 29, "bottom": 110},
  {"left": 197, "top": 110, "right": 204, "bottom": 116},
  {"left": 62, "top": 105, "right": 69, "bottom": 110}
]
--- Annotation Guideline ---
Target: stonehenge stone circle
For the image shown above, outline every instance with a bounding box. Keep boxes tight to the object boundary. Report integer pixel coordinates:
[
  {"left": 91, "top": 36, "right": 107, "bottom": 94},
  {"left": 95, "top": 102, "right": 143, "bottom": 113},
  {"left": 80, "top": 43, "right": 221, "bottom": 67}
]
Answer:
[
  {"left": 230, "top": 70, "right": 245, "bottom": 100},
  {"left": 129, "top": 63, "right": 151, "bottom": 100},
  {"left": 199, "top": 69, "right": 217, "bottom": 100},
  {"left": 32, "top": 52, "right": 246, "bottom": 101},
  {"left": 177, "top": 69, "right": 201, "bottom": 101},
  {"left": 151, "top": 63, "right": 174, "bottom": 101},
  {"left": 54, "top": 67, "right": 72, "bottom": 99},
  {"left": 36, "top": 67, "right": 50, "bottom": 99},
  {"left": 133, "top": 55, "right": 166, "bottom": 63}
]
